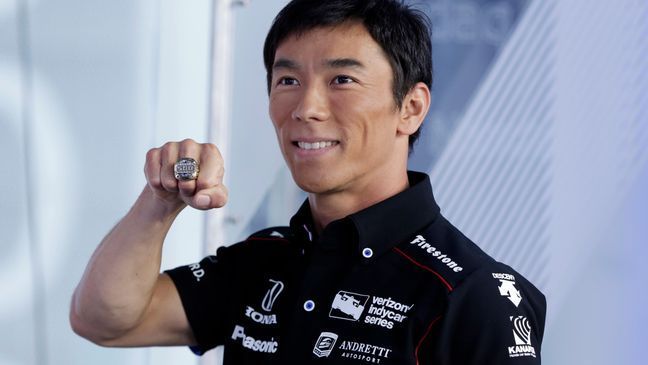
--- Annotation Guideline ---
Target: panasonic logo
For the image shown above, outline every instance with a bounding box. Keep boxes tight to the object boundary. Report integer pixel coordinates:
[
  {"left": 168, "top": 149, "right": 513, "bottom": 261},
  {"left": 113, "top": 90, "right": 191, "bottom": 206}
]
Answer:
[
  {"left": 231, "top": 325, "right": 278, "bottom": 353},
  {"left": 409, "top": 235, "right": 463, "bottom": 272}
]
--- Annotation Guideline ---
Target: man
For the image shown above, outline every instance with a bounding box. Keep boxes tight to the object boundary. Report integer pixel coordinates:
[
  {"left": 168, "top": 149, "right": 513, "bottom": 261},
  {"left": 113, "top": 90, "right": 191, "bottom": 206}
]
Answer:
[{"left": 71, "top": 0, "right": 546, "bottom": 364}]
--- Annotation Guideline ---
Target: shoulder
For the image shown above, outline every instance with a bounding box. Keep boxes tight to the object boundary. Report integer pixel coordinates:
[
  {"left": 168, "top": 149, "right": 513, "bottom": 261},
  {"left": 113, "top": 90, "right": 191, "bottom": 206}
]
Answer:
[
  {"left": 394, "top": 215, "right": 495, "bottom": 290},
  {"left": 209, "top": 226, "right": 301, "bottom": 267},
  {"left": 398, "top": 216, "right": 547, "bottom": 361},
  {"left": 394, "top": 214, "right": 545, "bottom": 308}
]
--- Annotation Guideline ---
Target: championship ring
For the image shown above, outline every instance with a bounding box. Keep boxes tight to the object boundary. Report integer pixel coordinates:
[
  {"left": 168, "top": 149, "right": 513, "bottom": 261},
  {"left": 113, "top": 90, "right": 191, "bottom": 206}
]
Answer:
[{"left": 174, "top": 157, "right": 199, "bottom": 181}]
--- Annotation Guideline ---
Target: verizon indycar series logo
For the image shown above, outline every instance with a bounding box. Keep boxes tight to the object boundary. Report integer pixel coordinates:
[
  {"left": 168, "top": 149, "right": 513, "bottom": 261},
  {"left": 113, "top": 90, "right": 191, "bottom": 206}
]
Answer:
[
  {"left": 329, "top": 290, "right": 413, "bottom": 330},
  {"left": 330, "top": 291, "right": 369, "bottom": 321},
  {"left": 508, "top": 316, "right": 536, "bottom": 358}
]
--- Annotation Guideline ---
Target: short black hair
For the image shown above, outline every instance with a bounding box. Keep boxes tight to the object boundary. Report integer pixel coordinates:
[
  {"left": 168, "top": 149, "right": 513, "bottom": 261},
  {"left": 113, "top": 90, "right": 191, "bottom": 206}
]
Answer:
[{"left": 263, "top": 0, "right": 433, "bottom": 151}]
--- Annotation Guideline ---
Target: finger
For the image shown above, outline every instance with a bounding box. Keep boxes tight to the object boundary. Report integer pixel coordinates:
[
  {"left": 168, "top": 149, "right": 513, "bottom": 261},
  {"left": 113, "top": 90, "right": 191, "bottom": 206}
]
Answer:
[
  {"left": 177, "top": 139, "right": 201, "bottom": 197},
  {"left": 144, "top": 147, "right": 163, "bottom": 191},
  {"left": 185, "top": 184, "right": 228, "bottom": 210},
  {"left": 195, "top": 143, "right": 225, "bottom": 192},
  {"left": 160, "top": 142, "right": 180, "bottom": 193}
]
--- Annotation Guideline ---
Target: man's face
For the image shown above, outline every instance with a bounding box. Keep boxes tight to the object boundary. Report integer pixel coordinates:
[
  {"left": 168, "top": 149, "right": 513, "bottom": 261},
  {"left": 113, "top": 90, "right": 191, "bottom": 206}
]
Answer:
[{"left": 269, "top": 22, "right": 408, "bottom": 195}]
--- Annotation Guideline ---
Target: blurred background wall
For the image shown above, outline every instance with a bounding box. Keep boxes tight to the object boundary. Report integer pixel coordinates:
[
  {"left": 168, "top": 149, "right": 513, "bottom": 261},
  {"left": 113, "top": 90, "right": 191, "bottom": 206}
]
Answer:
[{"left": 0, "top": 0, "right": 646, "bottom": 364}]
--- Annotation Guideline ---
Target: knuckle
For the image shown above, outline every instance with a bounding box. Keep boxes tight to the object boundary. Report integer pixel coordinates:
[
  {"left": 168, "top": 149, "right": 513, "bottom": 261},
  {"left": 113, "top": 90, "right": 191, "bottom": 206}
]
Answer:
[
  {"left": 180, "top": 138, "right": 196, "bottom": 148},
  {"left": 203, "top": 143, "right": 222, "bottom": 158},
  {"left": 197, "top": 177, "right": 218, "bottom": 191},
  {"left": 161, "top": 177, "right": 178, "bottom": 191},
  {"left": 148, "top": 176, "right": 162, "bottom": 189},
  {"left": 204, "top": 142, "right": 218, "bottom": 153},
  {"left": 146, "top": 147, "right": 159, "bottom": 160},
  {"left": 178, "top": 180, "right": 195, "bottom": 191}
]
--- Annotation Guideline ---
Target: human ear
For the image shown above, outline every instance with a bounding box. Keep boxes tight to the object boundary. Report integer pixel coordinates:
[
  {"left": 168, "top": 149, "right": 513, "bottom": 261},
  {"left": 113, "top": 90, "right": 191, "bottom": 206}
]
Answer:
[{"left": 397, "top": 82, "right": 431, "bottom": 136}]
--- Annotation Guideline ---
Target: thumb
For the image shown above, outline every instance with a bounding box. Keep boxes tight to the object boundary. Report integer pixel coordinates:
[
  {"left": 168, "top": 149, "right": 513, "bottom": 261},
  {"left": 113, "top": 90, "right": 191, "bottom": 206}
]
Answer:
[{"left": 188, "top": 184, "right": 228, "bottom": 210}]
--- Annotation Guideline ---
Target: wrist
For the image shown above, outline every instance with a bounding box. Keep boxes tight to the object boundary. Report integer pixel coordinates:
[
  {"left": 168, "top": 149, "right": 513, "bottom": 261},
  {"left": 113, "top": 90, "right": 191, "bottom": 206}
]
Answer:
[{"left": 135, "top": 185, "right": 186, "bottom": 222}]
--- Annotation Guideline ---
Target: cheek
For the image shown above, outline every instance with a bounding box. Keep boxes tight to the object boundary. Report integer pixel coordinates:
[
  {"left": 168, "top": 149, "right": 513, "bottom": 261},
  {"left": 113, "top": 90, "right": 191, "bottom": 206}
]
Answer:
[
  {"left": 269, "top": 97, "right": 289, "bottom": 130},
  {"left": 332, "top": 97, "right": 397, "bottom": 145}
]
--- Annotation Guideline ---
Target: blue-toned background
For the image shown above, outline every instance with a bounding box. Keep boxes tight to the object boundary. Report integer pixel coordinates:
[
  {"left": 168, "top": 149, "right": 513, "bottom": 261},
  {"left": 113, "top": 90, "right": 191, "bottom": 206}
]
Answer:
[{"left": 1, "top": 0, "right": 646, "bottom": 364}]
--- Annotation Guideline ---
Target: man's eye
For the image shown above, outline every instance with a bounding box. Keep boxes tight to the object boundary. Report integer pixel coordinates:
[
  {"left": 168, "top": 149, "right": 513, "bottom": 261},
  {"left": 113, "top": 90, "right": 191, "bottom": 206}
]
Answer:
[
  {"left": 332, "top": 75, "right": 354, "bottom": 84},
  {"left": 278, "top": 77, "right": 299, "bottom": 86}
]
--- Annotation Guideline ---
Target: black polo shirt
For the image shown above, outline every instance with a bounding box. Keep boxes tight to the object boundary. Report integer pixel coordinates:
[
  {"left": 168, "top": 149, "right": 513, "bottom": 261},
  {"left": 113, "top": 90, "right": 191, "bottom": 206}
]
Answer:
[{"left": 166, "top": 171, "right": 546, "bottom": 364}]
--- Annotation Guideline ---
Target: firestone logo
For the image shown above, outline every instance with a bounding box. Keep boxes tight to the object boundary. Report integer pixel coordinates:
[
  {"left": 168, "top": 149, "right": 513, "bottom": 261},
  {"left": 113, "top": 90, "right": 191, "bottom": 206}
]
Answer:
[{"left": 410, "top": 235, "right": 463, "bottom": 272}]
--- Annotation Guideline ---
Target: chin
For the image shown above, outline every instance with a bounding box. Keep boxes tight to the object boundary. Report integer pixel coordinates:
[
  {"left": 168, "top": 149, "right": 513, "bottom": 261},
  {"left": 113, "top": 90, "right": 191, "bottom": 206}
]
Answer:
[
  {"left": 292, "top": 175, "right": 331, "bottom": 194},
  {"left": 289, "top": 168, "right": 339, "bottom": 194}
]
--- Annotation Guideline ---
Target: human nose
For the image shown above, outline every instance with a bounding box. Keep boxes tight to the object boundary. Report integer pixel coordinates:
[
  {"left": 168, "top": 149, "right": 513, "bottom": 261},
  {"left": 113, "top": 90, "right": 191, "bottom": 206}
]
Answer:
[{"left": 291, "top": 84, "right": 329, "bottom": 122}]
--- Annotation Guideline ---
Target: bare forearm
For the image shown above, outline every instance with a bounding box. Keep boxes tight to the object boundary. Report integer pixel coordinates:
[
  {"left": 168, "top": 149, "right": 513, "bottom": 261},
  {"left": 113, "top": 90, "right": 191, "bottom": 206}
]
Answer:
[
  {"left": 71, "top": 186, "right": 185, "bottom": 339},
  {"left": 71, "top": 139, "right": 227, "bottom": 345}
]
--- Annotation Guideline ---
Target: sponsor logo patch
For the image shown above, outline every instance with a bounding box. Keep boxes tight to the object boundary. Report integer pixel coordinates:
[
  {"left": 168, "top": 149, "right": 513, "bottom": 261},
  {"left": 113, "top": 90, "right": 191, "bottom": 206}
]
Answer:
[
  {"left": 262, "top": 279, "right": 284, "bottom": 312},
  {"left": 329, "top": 290, "right": 414, "bottom": 330},
  {"left": 409, "top": 235, "right": 463, "bottom": 272},
  {"left": 508, "top": 316, "right": 536, "bottom": 358},
  {"left": 330, "top": 291, "right": 369, "bottom": 321},
  {"left": 188, "top": 263, "right": 205, "bottom": 282},
  {"left": 313, "top": 332, "right": 392, "bottom": 363},
  {"left": 364, "top": 295, "right": 413, "bottom": 330},
  {"left": 245, "top": 306, "right": 277, "bottom": 325},
  {"left": 493, "top": 273, "right": 522, "bottom": 307},
  {"left": 313, "top": 332, "right": 338, "bottom": 358},
  {"left": 243, "top": 278, "right": 284, "bottom": 326},
  {"left": 338, "top": 339, "right": 392, "bottom": 363},
  {"left": 231, "top": 325, "right": 278, "bottom": 353}
]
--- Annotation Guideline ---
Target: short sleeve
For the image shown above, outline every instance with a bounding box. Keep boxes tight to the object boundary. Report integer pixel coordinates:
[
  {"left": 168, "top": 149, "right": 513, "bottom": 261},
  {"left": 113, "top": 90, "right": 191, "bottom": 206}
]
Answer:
[
  {"left": 430, "top": 265, "right": 547, "bottom": 364},
  {"left": 165, "top": 246, "right": 234, "bottom": 355}
]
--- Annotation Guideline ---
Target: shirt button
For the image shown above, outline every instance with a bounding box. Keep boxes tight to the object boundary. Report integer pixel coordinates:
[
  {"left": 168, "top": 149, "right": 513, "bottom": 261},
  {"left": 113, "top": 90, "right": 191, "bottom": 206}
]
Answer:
[
  {"left": 362, "top": 247, "right": 374, "bottom": 259},
  {"left": 303, "top": 300, "right": 315, "bottom": 312}
]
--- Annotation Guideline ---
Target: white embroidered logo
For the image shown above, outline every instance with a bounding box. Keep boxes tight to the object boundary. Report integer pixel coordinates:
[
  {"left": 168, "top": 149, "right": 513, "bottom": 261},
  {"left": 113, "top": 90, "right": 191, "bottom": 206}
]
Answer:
[
  {"left": 492, "top": 273, "right": 522, "bottom": 307},
  {"left": 313, "top": 332, "right": 338, "bottom": 358},
  {"left": 261, "top": 279, "right": 284, "bottom": 312},
  {"left": 508, "top": 316, "right": 536, "bottom": 358},
  {"left": 330, "top": 291, "right": 369, "bottom": 321}
]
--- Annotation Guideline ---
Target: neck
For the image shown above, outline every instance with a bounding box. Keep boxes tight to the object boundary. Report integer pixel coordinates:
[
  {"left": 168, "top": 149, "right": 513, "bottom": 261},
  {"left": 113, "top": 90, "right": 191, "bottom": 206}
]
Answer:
[{"left": 308, "top": 166, "right": 410, "bottom": 234}]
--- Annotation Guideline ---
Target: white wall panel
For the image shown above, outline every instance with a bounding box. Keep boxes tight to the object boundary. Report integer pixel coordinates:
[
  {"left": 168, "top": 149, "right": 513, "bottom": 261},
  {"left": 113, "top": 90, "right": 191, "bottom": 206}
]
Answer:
[
  {"left": 0, "top": 4, "right": 38, "bottom": 363},
  {"left": 0, "top": 0, "right": 646, "bottom": 364}
]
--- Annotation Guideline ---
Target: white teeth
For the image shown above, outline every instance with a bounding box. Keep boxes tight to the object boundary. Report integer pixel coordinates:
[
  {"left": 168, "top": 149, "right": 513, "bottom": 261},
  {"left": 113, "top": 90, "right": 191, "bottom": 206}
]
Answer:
[{"left": 297, "top": 141, "right": 337, "bottom": 150}]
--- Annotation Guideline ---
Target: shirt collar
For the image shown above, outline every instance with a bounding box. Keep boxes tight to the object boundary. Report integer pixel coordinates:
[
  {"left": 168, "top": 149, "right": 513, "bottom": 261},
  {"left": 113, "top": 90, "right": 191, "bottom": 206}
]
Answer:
[{"left": 289, "top": 171, "right": 440, "bottom": 260}]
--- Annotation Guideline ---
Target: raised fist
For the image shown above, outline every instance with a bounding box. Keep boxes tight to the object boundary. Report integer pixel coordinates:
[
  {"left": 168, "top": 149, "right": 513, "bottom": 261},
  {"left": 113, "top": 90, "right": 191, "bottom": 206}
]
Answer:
[{"left": 144, "top": 139, "right": 227, "bottom": 210}]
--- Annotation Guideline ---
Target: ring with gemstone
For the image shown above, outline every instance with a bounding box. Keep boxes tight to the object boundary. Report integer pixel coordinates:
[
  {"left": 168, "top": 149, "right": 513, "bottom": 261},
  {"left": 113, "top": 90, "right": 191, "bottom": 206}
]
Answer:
[{"left": 174, "top": 157, "right": 200, "bottom": 181}]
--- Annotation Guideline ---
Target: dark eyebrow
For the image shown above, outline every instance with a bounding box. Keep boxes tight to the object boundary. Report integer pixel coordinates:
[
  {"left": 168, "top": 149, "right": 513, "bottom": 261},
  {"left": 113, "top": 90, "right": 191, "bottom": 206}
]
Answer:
[
  {"left": 272, "top": 57, "right": 365, "bottom": 71},
  {"left": 273, "top": 58, "right": 299, "bottom": 70},
  {"left": 324, "top": 58, "right": 365, "bottom": 69}
]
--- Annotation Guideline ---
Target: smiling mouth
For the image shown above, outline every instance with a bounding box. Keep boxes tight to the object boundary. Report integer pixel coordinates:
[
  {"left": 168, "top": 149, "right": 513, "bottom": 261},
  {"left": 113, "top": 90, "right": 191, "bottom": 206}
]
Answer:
[{"left": 293, "top": 141, "right": 340, "bottom": 150}]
